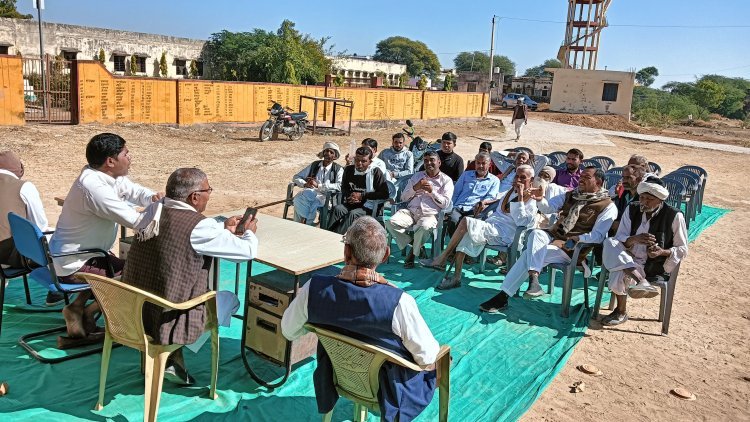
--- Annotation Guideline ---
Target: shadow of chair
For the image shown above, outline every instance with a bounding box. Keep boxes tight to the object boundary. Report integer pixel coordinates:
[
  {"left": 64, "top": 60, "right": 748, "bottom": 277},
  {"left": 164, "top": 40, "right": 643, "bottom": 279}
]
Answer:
[
  {"left": 593, "top": 262, "right": 682, "bottom": 335},
  {"left": 77, "top": 273, "right": 219, "bottom": 422},
  {"left": 304, "top": 323, "right": 451, "bottom": 422},
  {"left": 9, "top": 212, "right": 114, "bottom": 363}
]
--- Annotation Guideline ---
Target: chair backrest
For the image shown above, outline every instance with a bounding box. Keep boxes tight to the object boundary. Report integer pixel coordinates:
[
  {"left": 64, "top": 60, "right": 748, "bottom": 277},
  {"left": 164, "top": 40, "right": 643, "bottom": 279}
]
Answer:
[
  {"left": 8, "top": 212, "right": 49, "bottom": 267},
  {"left": 677, "top": 165, "right": 707, "bottom": 181},
  {"left": 305, "top": 324, "right": 424, "bottom": 409},
  {"left": 589, "top": 156, "right": 615, "bottom": 171},
  {"left": 77, "top": 273, "right": 204, "bottom": 350},
  {"left": 606, "top": 167, "right": 624, "bottom": 177},
  {"left": 603, "top": 173, "right": 621, "bottom": 190},
  {"left": 581, "top": 159, "right": 602, "bottom": 170},
  {"left": 546, "top": 151, "right": 567, "bottom": 167},
  {"left": 512, "top": 146, "right": 534, "bottom": 156},
  {"left": 666, "top": 170, "right": 700, "bottom": 192},
  {"left": 662, "top": 178, "right": 686, "bottom": 208},
  {"left": 648, "top": 162, "right": 661, "bottom": 176}
]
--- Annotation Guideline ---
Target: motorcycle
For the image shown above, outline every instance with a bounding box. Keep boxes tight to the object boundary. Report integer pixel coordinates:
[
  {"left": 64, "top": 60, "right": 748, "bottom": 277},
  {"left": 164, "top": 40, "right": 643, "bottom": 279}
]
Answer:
[
  {"left": 259, "top": 101, "right": 308, "bottom": 141},
  {"left": 402, "top": 119, "right": 440, "bottom": 170}
]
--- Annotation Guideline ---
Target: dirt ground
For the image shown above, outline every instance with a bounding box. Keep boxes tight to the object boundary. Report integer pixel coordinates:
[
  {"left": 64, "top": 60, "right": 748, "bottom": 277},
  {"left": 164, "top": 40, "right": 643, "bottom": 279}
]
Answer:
[
  {"left": 0, "top": 118, "right": 748, "bottom": 421},
  {"left": 494, "top": 107, "right": 750, "bottom": 148}
]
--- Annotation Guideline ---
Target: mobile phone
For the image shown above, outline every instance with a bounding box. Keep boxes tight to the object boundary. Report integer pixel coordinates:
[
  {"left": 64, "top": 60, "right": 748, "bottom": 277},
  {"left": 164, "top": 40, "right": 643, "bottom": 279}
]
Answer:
[
  {"left": 564, "top": 239, "right": 576, "bottom": 250},
  {"left": 235, "top": 207, "right": 257, "bottom": 234}
]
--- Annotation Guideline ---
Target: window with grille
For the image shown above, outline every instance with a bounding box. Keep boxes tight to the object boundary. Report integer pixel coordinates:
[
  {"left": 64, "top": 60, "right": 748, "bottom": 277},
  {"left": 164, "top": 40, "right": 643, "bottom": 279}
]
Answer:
[
  {"left": 0, "top": 46, "right": 10, "bottom": 55},
  {"left": 113, "top": 55, "right": 126, "bottom": 72},
  {"left": 175, "top": 60, "right": 186, "bottom": 76},
  {"left": 136, "top": 56, "right": 146, "bottom": 73},
  {"left": 602, "top": 83, "right": 619, "bottom": 102}
]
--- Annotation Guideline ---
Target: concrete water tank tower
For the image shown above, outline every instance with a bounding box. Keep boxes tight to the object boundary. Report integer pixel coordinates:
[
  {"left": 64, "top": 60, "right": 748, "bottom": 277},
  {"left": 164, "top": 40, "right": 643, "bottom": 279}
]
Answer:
[{"left": 558, "top": 0, "right": 612, "bottom": 70}]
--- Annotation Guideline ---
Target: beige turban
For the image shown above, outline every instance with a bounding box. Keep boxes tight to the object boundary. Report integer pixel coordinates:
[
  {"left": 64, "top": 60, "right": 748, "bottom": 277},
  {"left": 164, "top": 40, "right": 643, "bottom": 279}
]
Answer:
[
  {"left": 539, "top": 166, "right": 556, "bottom": 180},
  {"left": 637, "top": 177, "right": 669, "bottom": 200},
  {"left": 317, "top": 141, "right": 341, "bottom": 159},
  {"left": 0, "top": 151, "right": 24, "bottom": 178}
]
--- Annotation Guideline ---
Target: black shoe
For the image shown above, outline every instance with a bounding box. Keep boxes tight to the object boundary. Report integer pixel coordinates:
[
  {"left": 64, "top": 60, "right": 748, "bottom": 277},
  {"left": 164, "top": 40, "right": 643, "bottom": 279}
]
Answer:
[
  {"left": 479, "top": 292, "right": 509, "bottom": 313},
  {"left": 601, "top": 311, "right": 629, "bottom": 326},
  {"left": 164, "top": 363, "right": 196, "bottom": 386},
  {"left": 45, "top": 291, "right": 65, "bottom": 306},
  {"left": 523, "top": 281, "right": 544, "bottom": 298}
]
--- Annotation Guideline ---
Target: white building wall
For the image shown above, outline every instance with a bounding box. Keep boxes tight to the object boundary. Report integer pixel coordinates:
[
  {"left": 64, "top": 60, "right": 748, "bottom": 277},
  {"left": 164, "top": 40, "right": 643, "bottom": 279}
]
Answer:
[{"left": 548, "top": 68, "right": 635, "bottom": 117}]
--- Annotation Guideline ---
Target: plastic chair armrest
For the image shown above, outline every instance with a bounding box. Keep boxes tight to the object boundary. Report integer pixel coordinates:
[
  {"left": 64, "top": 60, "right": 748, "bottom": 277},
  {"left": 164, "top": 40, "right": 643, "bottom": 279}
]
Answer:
[{"left": 167, "top": 290, "right": 218, "bottom": 311}]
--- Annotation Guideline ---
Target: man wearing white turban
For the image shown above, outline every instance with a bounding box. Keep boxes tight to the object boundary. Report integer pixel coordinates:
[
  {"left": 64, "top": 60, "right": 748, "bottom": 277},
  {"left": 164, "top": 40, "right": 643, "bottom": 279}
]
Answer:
[
  {"left": 600, "top": 176, "right": 688, "bottom": 326},
  {"left": 291, "top": 142, "right": 344, "bottom": 225}
]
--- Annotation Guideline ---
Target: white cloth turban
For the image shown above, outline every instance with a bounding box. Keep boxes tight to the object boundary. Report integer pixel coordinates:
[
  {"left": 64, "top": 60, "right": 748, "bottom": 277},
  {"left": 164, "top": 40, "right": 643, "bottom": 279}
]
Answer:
[{"left": 637, "top": 177, "right": 669, "bottom": 200}]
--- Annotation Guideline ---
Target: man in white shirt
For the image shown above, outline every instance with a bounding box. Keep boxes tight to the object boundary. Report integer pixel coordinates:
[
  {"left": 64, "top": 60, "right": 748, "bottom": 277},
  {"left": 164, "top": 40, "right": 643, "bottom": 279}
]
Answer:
[
  {"left": 385, "top": 151, "right": 453, "bottom": 269},
  {"left": 0, "top": 151, "right": 50, "bottom": 265},
  {"left": 50, "top": 133, "right": 162, "bottom": 339},
  {"left": 281, "top": 217, "right": 441, "bottom": 421},
  {"left": 600, "top": 177, "right": 688, "bottom": 326},
  {"left": 291, "top": 142, "right": 343, "bottom": 225},
  {"left": 480, "top": 167, "right": 617, "bottom": 313},
  {"left": 123, "top": 167, "right": 258, "bottom": 384},
  {"left": 422, "top": 165, "right": 538, "bottom": 290}
]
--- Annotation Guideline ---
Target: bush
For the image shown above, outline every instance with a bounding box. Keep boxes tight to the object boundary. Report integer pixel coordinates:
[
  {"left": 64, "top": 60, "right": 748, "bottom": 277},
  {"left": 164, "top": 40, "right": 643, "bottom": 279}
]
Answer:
[{"left": 631, "top": 86, "right": 708, "bottom": 127}]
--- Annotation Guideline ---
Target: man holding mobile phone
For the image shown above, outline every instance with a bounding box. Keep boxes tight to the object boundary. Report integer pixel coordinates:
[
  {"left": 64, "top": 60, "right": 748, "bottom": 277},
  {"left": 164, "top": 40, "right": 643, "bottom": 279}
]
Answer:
[{"left": 121, "top": 168, "right": 259, "bottom": 386}]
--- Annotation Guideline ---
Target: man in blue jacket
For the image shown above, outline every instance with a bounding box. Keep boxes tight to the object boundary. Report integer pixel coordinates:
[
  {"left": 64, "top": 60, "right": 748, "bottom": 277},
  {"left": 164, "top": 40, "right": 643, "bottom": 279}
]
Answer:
[{"left": 281, "top": 217, "right": 441, "bottom": 422}]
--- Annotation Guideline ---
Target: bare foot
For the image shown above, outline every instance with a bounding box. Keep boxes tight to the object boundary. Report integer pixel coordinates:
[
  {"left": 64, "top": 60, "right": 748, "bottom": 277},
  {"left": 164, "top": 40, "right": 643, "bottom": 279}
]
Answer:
[
  {"left": 62, "top": 305, "right": 86, "bottom": 338},
  {"left": 83, "top": 304, "right": 100, "bottom": 335}
]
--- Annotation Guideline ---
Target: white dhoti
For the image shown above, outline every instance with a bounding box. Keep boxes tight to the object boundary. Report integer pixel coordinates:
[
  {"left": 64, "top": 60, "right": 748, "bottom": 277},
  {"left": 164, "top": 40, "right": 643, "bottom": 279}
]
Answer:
[
  {"left": 293, "top": 188, "right": 325, "bottom": 225},
  {"left": 602, "top": 237, "right": 648, "bottom": 296},
  {"left": 512, "top": 119, "right": 524, "bottom": 138},
  {"left": 500, "top": 229, "right": 571, "bottom": 296},
  {"left": 385, "top": 209, "right": 438, "bottom": 254},
  {"left": 455, "top": 217, "right": 503, "bottom": 258},
  {"left": 185, "top": 290, "right": 240, "bottom": 353}
]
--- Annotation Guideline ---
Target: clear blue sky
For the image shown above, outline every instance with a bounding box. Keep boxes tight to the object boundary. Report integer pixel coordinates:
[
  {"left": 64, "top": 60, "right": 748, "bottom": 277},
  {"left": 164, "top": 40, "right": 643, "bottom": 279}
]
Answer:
[{"left": 19, "top": 0, "right": 749, "bottom": 87}]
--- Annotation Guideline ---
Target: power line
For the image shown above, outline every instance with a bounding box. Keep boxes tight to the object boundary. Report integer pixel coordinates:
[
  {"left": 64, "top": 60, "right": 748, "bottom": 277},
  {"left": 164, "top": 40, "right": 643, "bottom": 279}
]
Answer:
[{"left": 492, "top": 15, "right": 750, "bottom": 29}]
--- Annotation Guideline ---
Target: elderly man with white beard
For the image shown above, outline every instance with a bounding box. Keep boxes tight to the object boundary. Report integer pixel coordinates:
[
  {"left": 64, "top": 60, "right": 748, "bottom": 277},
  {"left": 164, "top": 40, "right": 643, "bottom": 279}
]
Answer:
[
  {"left": 421, "top": 165, "right": 537, "bottom": 290},
  {"left": 599, "top": 176, "right": 688, "bottom": 326}
]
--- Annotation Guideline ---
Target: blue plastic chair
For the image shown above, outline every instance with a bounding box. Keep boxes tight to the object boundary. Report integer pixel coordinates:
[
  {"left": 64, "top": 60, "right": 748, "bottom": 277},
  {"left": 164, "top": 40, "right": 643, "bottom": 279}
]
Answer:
[
  {"left": 603, "top": 173, "right": 621, "bottom": 190},
  {"left": 589, "top": 156, "right": 616, "bottom": 171},
  {"left": 582, "top": 159, "right": 603, "bottom": 170},
  {"left": 678, "top": 165, "right": 707, "bottom": 214},
  {"left": 546, "top": 151, "right": 567, "bottom": 167},
  {"left": 648, "top": 162, "right": 661, "bottom": 176},
  {"left": 0, "top": 264, "right": 32, "bottom": 337},
  {"left": 8, "top": 212, "right": 113, "bottom": 363}
]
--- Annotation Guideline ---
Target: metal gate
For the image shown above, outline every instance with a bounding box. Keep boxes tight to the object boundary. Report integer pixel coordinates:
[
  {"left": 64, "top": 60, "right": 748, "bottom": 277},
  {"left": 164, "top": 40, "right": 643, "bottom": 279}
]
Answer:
[{"left": 22, "top": 55, "right": 72, "bottom": 123}]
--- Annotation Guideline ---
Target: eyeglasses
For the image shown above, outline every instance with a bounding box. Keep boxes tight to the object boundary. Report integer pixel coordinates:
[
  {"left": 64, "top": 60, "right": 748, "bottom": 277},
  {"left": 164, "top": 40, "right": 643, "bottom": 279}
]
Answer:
[{"left": 191, "top": 186, "right": 213, "bottom": 195}]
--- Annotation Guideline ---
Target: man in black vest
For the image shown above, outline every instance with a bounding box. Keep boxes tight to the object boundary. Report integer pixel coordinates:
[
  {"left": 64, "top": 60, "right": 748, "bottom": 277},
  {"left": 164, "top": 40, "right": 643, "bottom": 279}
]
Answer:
[
  {"left": 600, "top": 176, "right": 688, "bottom": 326},
  {"left": 610, "top": 164, "right": 645, "bottom": 234},
  {"left": 291, "top": 142, "right": 343, "bottom": 225},
  {"left": 326, "top": 147, "right": 389, "bottom": 234},
  {"left": 123, "top": 168, "right": 259, "bottom": 385}
]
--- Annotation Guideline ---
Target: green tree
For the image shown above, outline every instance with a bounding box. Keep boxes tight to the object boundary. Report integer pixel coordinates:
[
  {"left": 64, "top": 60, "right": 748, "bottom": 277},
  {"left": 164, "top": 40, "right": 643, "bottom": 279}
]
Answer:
[
  {"left": 0, "top": 0, "right": 32, "bottom": 19},
  {"left": 203, "top": 20, "right": 331, "bottom": 84},
  {"left": 129, "top": 55, "right": 138, "bottom": 75},
  {"left": 453, "top": 51, "right": 515, "bottom": 75},
  {"left": 699, "top": 74, "right": 750, "bottom": 119},
  {"left": 333, "top": 73, "right": 345, "bottom": 87},
  {"left": 373, "top": 36, "right": 440, "bottom": 78},
  {"left": 635, "top": 66, "right": 659, "bottom": 87},
  {"left": 693, "top": 79, "right": 726, "bottom": 110},
  {"left": 417, "top": 74, "right": 428, "bottom": 90},
  {"left": 159, "top": 51, "right": 168, "bottom": 77},
  {"left": 661, "top": 81, "right": 696, "bottom": 97},
  {"left": 398, "top": 73, "right": 408, "bottom": 88},
  {"left": 523, "top": 58, "right": 563, "bottom": 78},
  {"left": 97, "top": 48, "right": 105, "bottom": 64},
  {"left": 631, "top": 86, "right": 708, "bottom": 126},
  {"left": 443, "top": 73, "right": 456, "bottom": 91}
]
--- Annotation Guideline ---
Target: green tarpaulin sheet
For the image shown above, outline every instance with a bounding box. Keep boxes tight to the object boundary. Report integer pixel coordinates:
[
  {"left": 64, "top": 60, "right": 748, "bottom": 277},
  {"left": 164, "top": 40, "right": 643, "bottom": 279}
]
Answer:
[{"left": 0, "top": 205, "right": 728, "bottom": 421}]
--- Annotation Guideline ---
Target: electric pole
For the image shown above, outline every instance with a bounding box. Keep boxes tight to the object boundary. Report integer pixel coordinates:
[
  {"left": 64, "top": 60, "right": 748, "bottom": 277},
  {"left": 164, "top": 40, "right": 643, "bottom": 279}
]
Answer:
[
  {"left": 34, "top": 0, "right": 47, "bottom": 119},
  {"left": 488, "top": 15, "right": 497, "bottom": 113}
]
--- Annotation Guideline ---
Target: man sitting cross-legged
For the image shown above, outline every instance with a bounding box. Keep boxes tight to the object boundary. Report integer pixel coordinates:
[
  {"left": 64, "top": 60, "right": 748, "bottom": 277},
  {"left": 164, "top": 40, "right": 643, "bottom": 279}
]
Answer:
[
  {"left": 326, "top": 147, "right": 390, "bottom": 234},
  {"left": 122, "top": 168, "right": 258, "bottom": 385},
  {"left": 291, "top": 141, "right": 343, "bottom": 225},
  {"left": 421, "top": 165, "right": 537, "bottom": 290},
  {"left": 479, "top": 167, "right": 617, "bottom": 313},
  {"left": 385, "top": 151, "right": 454, "bottom": 269},
  {"left": 281, "top": 217, "right": 441, "bottom": 422},
  {"left": 600, "top": 176, "right": 688, "bottom": 326}
]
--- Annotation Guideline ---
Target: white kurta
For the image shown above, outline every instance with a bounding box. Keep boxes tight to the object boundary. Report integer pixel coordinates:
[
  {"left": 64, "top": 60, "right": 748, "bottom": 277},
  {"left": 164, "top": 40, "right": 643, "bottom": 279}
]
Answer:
[
  {"left": 292, "top": 162, "right": 343, "bottom": 224},
  {"left": 603, "top": 205, "right": 688, "bottom": 295}
]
